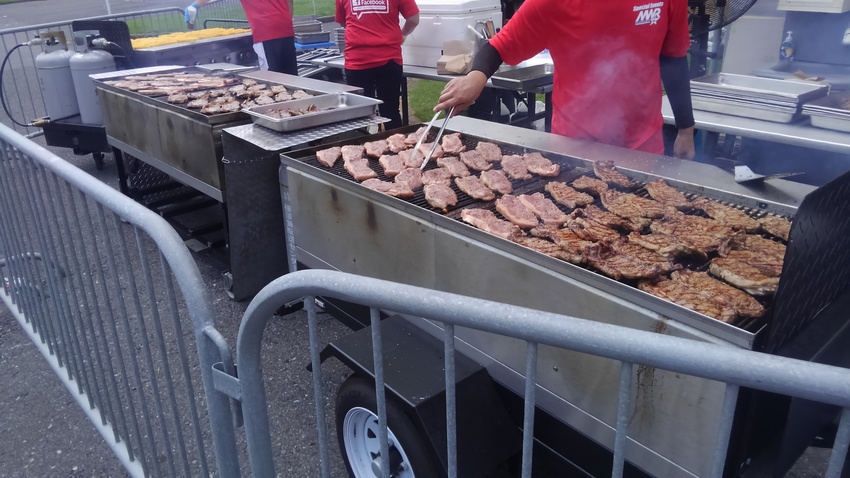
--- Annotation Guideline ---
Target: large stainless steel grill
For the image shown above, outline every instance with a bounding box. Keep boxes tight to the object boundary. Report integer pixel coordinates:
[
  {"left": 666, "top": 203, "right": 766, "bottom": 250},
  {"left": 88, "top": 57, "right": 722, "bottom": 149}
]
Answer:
[{"left": 278, "top": 117, "right": 848, "bottom": 477}]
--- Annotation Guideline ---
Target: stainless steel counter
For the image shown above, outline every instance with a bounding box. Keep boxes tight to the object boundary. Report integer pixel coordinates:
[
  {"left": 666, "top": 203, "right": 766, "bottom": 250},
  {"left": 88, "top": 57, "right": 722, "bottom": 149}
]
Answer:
[{"left": 662, "top": 96, "right": 850, "bottom": 155}]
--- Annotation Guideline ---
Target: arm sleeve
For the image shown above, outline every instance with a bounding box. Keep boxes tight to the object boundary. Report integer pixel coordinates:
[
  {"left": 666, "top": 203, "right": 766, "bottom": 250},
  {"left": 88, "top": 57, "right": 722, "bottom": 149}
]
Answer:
[
  {"left": 470, "top": 42, "right": 504, "bottom": 78},
  {"left": 660, "top": 55, "right": 694, "bottom": 130}
]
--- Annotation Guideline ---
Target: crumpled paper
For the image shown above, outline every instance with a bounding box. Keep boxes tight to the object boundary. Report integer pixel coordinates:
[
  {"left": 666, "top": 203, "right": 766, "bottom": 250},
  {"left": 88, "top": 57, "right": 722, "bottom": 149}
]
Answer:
[{"left": 436, "top": 40, "right": 475, "bottom": 75}]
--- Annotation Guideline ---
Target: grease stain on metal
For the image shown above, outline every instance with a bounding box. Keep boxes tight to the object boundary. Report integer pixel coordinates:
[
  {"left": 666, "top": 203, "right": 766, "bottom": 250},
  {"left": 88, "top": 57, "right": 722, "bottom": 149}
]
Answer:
[{"left": 366, "top": 202, "right": 377, "bottom": 232}]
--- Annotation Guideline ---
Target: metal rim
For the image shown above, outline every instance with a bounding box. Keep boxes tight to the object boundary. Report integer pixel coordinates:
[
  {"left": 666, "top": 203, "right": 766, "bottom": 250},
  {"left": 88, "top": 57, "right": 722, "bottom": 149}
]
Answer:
[{"left": 342, "top": 406, "right": 416, "bottom": 478}]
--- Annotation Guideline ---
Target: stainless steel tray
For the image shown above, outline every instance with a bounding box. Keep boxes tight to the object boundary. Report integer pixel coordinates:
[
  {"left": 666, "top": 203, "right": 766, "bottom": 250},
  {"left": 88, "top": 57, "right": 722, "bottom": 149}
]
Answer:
[
  {"left": 801, "top": 91, "right": 850, "bottom": 116},
  {"left": 295, "top": 32, "right": 331, "bottom": 44},
  {"left": 808, "top": 114, "right": 850, "bottom": 133},
  {"left": 691, "top": 73, "right": 829, "bottom": 103},
  {"left": 491, "top": 64, "right": 554, "bottom": 90},
  {"left": 244, "top": 92, "right": 382, "bottom": 132},
  {"left": 692, "top": 97, "right": 802, "bottom": 123}
]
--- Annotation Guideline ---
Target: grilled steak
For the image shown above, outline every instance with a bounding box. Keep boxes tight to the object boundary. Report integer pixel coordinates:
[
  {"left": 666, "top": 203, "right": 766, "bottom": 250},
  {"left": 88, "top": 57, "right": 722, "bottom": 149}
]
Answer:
[
  {"left": 364, "top": 140, "right": 389, "bottom": 158},
  {"left": 361, "top": 178, "right": 415, "bottom": 199},
  {"left": 378, "top": 154, "right": 405, "bottom": 177},
  {"left": 529, "top": 225, "right": 590, "bottom": 264},
  {"left": 569, "top": 205, "right": 642, "bottom": 232},
  {"left": 270, "top": 85, "right": 288, "bottom": 94},
  {"left": 167, "top": 93, "right": 189, "bottom": 104},
  {"left": 523, "top": 152, "right": 559, "bottom": 177},
  {"left": 725, "top": 234, "right": 786, "bottom": 267},
  {"left": 584, "top": 237, "right": 673, "bottom": 280},
  {"left": 441, "top": 132, "right": 466, "bottom": 155},
  {"left": 405, "top": 126, "right": 428, "bottom": 145},
  {"left": 341, "top": 145, "right": 365, "bottom": 162},
  {"left": 455, "top": 175, "right": 496, "bottom": 201},
  {"left": 254, "top": 94, "right": 275, "bottom": 105},
  {"left": 422, "top": 167, "right": 453, "bottom": 186},
  {"left": 436, "top": 156, "right": 471, "bottom": 177},
  {"left": 316, "top": 146, "right": 342, "bottom": 168},
  {"left": 344, "top": 158, "right": 378, "bottom": 182},
  {"left": 649, "top": 214, "right": 739, "bottom": 255},
  {"left": 566, "top": 215, "right": 621, "bottom": 242},
  {"left": 496, "top": 195, "right": 540, "bottom": 229},
  {"left": 291, "top": 90, "right": 311, "bottom": 100},
  {"left": 480, "top": 170, "right": 513, "bottom": 195},
  {"left": 571, "top": 176, "right": 609, "bottom": 195},
  {"left": 600, "top": 190, "right": 667, "bottom": 223},
  {"left": 691, "top": 198, "right": 760, "bottom": 232},
  {"left": 424, "top": 183, "right": 458, "bottom": 212},
  {"left": 476, "top": 141, "right": 502, "bottom": 162},
  {"left": 519, "top": 193, "right": 569, "bottom": 227},
  {"left": 274, "top": 92, "right": 292, "bottom": 102},
  {"left": 512, "top": 236, "right": 584, "bottom": 263},
  {"left": 461, "top": 208, "right": 522, "bottom": 240},
  {"left": 387, "top": 133, "right": 408, "bottom": 153},
  {"left": 459, "top": 150, "right": 492, "bottom": 171},
  {"left": 500, "top": 155, "right": 532, "bottom": 180},
  {"left": 759, "top": 214, "right": 792, "bottom": 241},
  {"left": 628, "top": 231, "right": 707, "bottom": 260},
  {"left": 674, "top": 270, "right": 765, "bottom": 318},
  {"left": 544, "top": 181, "right": 593, "bottom": 209},
  {"left": 395, "top": 167, "right": 423, "bottom": 190},
  {"left": 593, "top": 160, "right": 637, "bottom": 188},
  {"left": 644, "top": 179, "right": 690, "bottom": 209},
  {"left": 709, "top": 258, "right": 780, "bottom": 296},
  {"left": 639, "top": 273, "right": 739, "bottom": 323}
]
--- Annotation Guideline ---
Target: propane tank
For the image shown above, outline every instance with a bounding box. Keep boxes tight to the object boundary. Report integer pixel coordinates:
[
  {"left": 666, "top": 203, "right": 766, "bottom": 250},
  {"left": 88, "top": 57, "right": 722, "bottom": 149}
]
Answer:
[
  {"left": 35, "top": 31, "right": 79, "bottom": 120},
  {"left": 69, "top": 30, "right": 116, "bottom": 125}
]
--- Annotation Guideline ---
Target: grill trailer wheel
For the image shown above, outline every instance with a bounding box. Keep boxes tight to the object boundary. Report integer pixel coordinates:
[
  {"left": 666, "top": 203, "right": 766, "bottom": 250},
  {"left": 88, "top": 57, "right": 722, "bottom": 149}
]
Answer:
[{"left": 336, "top": 375, "right": 440, "bottom": 478}]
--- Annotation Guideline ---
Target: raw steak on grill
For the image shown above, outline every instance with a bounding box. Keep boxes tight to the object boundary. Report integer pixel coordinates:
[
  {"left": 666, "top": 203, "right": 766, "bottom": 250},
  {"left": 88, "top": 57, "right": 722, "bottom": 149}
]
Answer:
[
  {"left": 436, "top": 156, "right": 471, "bottom": 177},
  {"left": 361, "top": 178, "right": 415, "bottom": 199},
  {"left": 405, "top": 126, "right": 428, "bottom": 145},
  {"left": 344, "top": 158, "right": 377, "bottom": 182},
  {"left": 387, "top": 133, "right": 408, "bottom": 153},
  {"left": 476, "top": 141, "right": 502, "bottom": 162},
  {"left": 461, "top": 208, "right": 522, "bottom": 240},
  {"left": 378, "top": 154, "right": 405, "bottom": 177},
  {"left": 496, "top": 195, "right": 539, "bottom": 229},
  {"left": 341, "top": 145, "right": 365, "bottom": 162},
  {"left": 523, "top": 152, "right": 559, "bottom": 177},
  {"left": 441, "top": 132, "right": 466, "bottom": 155},
  {"left": 364, "top": 139, "right": 389, "bottom": 158},
  {"left": 480, "top": 170, "right": 513, "bottom": 195},
  {"left": 455, "top": 175, "right": 496, "bottom": 201},
  {"left": 316, "top": 146, "right": 342, "bottom": 168},
  {"left": 460, "top": 149, "right": 492, "bottom": 171},
  {"left": 395, "top": 168, "right": 423, "bottom": 190},
  {"left": 424, "top": 183, "right": 458, "bottom": 213},
  {"left": 518, "top": 193, "right": 569, "bottom": 227},
  {"left": 422, "top": 167, "right": 453, "bottom": 187},
  {"left": 500, "top": 155, "right": 532, "bottom": 181}
]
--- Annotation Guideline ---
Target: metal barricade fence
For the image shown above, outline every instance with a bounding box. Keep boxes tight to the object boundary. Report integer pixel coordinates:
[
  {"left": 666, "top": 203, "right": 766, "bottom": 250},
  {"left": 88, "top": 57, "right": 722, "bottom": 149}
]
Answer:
[
  {"left": 0, "top": 122, "right": 240, "bottom": 477},
  {"left": 0, "top": 1, "right": 247, "bottom": 136},
  {"left": 233, "top": 269, "right": 850, "bottom": 478}
]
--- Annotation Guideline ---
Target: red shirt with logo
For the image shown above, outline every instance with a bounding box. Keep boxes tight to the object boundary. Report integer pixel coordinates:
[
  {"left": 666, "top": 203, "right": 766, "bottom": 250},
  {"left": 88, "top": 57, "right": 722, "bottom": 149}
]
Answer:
[
  {"left": 241, "top": 0, "right": 294, "bottom": 43},
  {"left": 336, "top": 0, "right": 420, "bottom": 70},
  {"left": 489, "top": 0, "right": 690, "bottom": 154}
]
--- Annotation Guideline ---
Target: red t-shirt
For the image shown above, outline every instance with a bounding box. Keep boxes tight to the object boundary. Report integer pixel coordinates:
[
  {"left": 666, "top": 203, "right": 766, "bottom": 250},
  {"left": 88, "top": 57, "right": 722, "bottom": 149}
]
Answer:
[
  {"left": 335, "top": 0, "right": 420, "bottom": 70},
  {"left": 241, "top": 0, "right": 294, "bottom": 43},
  {"left": 490, "top": 0, "right": 690, "bottom": 154}
]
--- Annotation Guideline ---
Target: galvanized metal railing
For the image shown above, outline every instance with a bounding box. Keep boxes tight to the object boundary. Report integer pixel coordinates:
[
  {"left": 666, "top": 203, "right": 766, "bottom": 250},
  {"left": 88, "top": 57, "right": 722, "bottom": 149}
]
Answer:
[
  {"left": 0, "top": 1, "right": 247, "bottom": 135},
  {"left": 0, "top": 122, "right": 240, "bottom": 477},
  {"left": 233, "top": 269, "right": 850, "bottom": 478}
]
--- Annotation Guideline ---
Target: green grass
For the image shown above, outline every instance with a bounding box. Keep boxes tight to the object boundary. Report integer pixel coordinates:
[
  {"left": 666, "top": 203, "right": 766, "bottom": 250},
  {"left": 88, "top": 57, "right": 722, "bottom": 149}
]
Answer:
[
  {"left": 407, "top": 79, "right": 445, "bottom": 123},
  {"left": 295, "top": 0, "right": 334, "bottom": 18}
]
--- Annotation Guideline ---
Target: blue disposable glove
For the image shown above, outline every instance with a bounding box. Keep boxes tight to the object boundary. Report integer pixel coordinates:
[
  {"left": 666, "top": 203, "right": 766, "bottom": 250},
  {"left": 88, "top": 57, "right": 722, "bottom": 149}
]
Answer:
[{"left": 185, "top": 3, "right": 199, "bottom": 29}]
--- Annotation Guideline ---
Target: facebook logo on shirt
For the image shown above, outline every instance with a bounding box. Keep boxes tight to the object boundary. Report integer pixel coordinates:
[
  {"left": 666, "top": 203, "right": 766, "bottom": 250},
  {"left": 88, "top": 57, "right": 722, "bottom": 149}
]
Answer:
[{"left": 352, "top": 0, "right": 389, "bottom": 18}]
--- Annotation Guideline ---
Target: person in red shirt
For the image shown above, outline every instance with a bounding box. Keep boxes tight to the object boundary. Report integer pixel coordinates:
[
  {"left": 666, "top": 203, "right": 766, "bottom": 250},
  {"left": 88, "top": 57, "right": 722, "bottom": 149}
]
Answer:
[
  {"left": 336, "top": 0, "right": 420, "bottom": 129},
  {"left": 187, "top": 0, "right": 298, "bottom": 75},
  {"left": 434, "top": 0, "right": 696, "bottom": 160}
]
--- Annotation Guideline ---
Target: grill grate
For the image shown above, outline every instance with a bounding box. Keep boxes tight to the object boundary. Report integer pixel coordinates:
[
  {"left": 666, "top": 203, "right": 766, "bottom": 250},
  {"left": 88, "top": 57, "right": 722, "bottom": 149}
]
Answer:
[{"left": 290, "top": 126, "right": 790, "bottom": 334}]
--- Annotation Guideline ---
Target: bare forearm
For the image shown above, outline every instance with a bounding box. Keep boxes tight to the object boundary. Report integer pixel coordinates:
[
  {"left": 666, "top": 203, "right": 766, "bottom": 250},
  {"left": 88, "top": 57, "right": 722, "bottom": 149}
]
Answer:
[{"left": 401, "top": 14, "right": 419, "bottom": 37}]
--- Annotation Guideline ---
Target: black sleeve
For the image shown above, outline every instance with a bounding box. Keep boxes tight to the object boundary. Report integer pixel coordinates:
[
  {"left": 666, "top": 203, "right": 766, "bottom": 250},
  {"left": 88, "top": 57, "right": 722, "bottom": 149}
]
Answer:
[
  {"left": 659, "top": 55, "right": 695, "bottom": 130},
  {"left": 470, "top": 42, "right": 504, "bottom": 78}
]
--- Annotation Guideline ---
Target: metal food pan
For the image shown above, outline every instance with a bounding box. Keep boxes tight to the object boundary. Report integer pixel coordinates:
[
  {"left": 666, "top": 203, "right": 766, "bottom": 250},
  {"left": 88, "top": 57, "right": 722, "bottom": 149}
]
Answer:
[
  {"left": 808, "top": 113, "right": 850, "bottom": 133},
  {"left": 244, "top": 92, "right": 381, "bottom": 132},
  {"left": 295, "top": 32, "right": 331, "bottom": 44},
  {"left": 692, "top": 97, "right": 802, "bottom": 123},
  {"left": 691, "top": 73, "right": 829, "bottom": 103},
  {"left": 801, "top": 91, "right": 850, "bottom": 116},
  {"left": 491, "top": 64, "right": 554, "bottom": 90}
]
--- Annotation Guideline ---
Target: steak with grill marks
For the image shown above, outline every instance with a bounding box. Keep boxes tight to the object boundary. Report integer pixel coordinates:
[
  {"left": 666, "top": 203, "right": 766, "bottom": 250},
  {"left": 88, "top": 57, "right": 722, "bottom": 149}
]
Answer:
[
  {"left": 167, "top": 93, "right": 189, "bottom": 104},
  {"left": 387, "top": 133, "right": 408, "bottom": 153},
  {"left": 569, "top": 205, "right": 642, "bottom": 232},
  {"left": 476, "top": 142, "right": 502, "bottom": 162},
  {"left": 566, "top": 216, "right": 621, "bottom": 242},
  {"left": 436, "top": 156, "right": 471, "bottom": 177},
  {"left": 691, "top": 198, "right": 760, "bottom": 232},
  {"left": 529, "top": 225, "right": 590, "bottom": 264},
  {"left": 675, "top": 270, "right": 765, "bottom": 318},
  {"left": 571, "top": 176, "right": 609, "bottom": 195},
  {"left": 378, "top": 154, "right": 404, "bottom": 177},
  {"left": 709, "top": 258, "right": 780, "bottom": 296},
  {"left": 460, "top": 150, "right": 492, "bottom": 171},
  {"left": 638, "top": 274, "right": 739, "bottom": 323},
  {"left": 422, "top": 167, "right": 453, "bottom": 187},
  {"left": 518, "top": 193, "right": 569, "bottom": 227},
  {"left": 584, "top": 238, "right": 672, "bottom": 280},
  {"left": 424, "top": 184, "right": 457, "bottom": 213},
  {"left": 627, "top": 231, "right": 707, "bottom": 260},
  {"left": 512, "top": 236, "right": 584, "bottom": 263},
  {"left": 759, "top": 214, "right": 791, "bottom": 241},
  {"left": 461, "top": 208, "right": 522, "bottom": 240},
  {"left": 341, "top": 145, "right": 365, "bottom": 162},
  {"left": 364, "top": 139, "right": 389, "bottom": 158},
  {"left": 600, "top": 190, "right": 667, "bottom": 223},
  {"left": 593, "top": 160, "right": 637, "bottom": 188},
  {"left": 316, "top": 146, "right": 342, "bottom": 168},
  {"left": 395, "top": 167, "right": 423, "bottom": 190},
  {"left": 361, "top": 178, "right": 415, "bottom": 199},
  {"left": 344, "top": 158, "right": 377, "bottom": 182},
  {"left": 644, "top": 179, "right": 691, "bottom": 209},
  {"left": 500, "top": 155, "right": 532, "bottom": 180},
  {"left": 441, "top": 132, "right": 466, "bottom": 155},
  {"left": 523, "top": 152, "right": 559, "bottom": 177},
  {"left": 649, "top": 213, "right": 739, "bottom": 255},
  {"left": 455, "top": 175, "right": 496, "bottom": 201},
  {"left": 722, "top": 234, "right": 786, "bottom": 269},
  {"left": 480, "top": 170, "right": 513, "bottom": 195},
  {"left": 496, "top": 195, "right": 539, "bottom": 229},
  {"left": 544, "top": 181, "right": 593, "bottom": 209}
]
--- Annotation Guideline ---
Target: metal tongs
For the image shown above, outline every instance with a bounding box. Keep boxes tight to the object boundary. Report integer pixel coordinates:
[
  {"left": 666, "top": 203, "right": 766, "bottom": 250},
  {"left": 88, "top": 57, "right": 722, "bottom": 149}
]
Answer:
[{"left": 414, "top": 106, "right": 455, "bottom": 171}]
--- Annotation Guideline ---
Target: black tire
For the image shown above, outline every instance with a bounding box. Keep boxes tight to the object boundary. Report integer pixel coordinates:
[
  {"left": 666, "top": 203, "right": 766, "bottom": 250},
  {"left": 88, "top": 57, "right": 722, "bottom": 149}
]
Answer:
[{"left": 336, "top": 374, "right": 441, "bottom": 478}]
